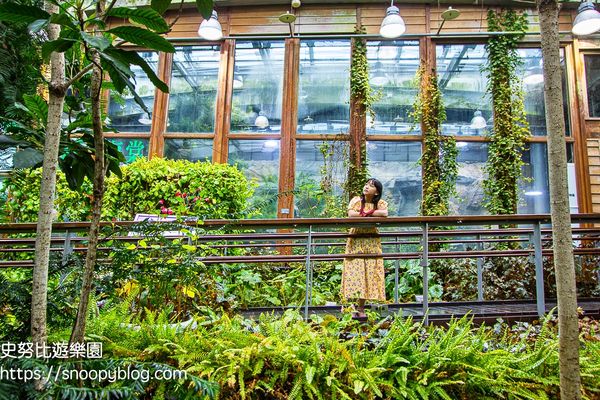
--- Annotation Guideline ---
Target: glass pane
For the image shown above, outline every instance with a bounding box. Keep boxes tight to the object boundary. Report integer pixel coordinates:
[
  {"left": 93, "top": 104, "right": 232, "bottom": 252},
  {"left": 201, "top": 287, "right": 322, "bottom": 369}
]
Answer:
[
  {"left": 168, "top": 46, "right": 221, "bottom": 133},
  {"left": 436, "top": 45, "right": 490, "bottom": 136},
  {"left": 0, "top": 147, "right": 16, "bottom": 170},
  {"left": 108, "top": 138, "right": 149, "bottom": 163},
  {"left": 107, "top": 51, "right": 158, "bottom": 133},
  {"left": 297, "top": 40, "right": 351, "bottom": 134},
  {"left": 585, "top": 55, "right": 600, "bottom": 117},
  {"left": 517, "top": 48, "right": 570, "bottom": 136},
  {"left": 228, "top": 140, "right": 280, "bottom": 218},
  {"left": 451, "top": 142, "right": 488, "bottom": 215},
  {"left": 294, "top": 140, "right": 349, "bottom": 217},
  {"left": 367, "top": 41, "right": 420, "bottom": 135},
  {"left": 164, "top": 139, "right": 212, "bottom": 162},
  {"left": 230, "top": 41, "right": 285, "bottom": 133},
  {"left": 366, "top": 141, "right": 421, "bottom": 216},
  {"left": 519, "top": 143, "right": 550, "bottom": 214}
]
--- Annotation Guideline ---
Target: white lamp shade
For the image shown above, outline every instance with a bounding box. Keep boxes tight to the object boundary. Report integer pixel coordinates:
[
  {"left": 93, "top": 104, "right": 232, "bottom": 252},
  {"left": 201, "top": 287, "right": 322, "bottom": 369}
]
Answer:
[
  {"left": 233, "top": 75, "right": 243, "bottom": 89},
  {"left": 255, "top": 114, "right": 269, "bottom": 129},
  {"left": 380, "top": 6, "right": 406, "bottom": 38},
  {"left": 470, "top": 110, "right": 487, "bottom": 130},
  {"left": 572, "top": 1, "right": 600, "bottom": 35},
  {"left": 198, "top": 10, "right": 223, "bottom": 41}
]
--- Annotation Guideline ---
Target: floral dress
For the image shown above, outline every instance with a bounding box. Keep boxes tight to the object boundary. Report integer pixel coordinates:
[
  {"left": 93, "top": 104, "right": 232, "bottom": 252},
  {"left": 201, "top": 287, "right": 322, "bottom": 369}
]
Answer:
[{"left": 341, "top": 196, "right": 387, "bottom": 302}]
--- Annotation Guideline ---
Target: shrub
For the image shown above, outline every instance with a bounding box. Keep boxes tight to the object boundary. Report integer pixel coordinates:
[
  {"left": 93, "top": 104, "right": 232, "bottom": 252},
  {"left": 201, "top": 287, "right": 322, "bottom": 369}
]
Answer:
[{"left": 1, "top": 158, "right": 254, "bottom": 222}]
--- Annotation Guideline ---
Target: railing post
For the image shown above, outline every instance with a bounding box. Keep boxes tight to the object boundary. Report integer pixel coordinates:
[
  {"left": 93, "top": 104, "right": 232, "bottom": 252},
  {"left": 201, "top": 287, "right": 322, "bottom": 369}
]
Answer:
[
  {"left": 61, "top": 216, "right": 73, "bottom": 265},
  {"left": 304, "top": 225, "right": 312, "bottom": 321},
  {"left": 394, "top": 235, "right": 399, "bottom": 303},
  {"left": 476, "top": 234, "right": 484, "bottom": 302},
  {"left": 421, "top": 223, "right": 429, "bottom": 325},
  {"left": 533, "top": 221, "right": 545, "bottom": 318}
]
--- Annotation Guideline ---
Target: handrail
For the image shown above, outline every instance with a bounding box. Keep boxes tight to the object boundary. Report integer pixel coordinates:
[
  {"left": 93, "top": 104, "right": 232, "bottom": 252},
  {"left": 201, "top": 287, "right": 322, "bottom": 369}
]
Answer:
[{"left": 1, "top": 213, "right": 599, "bottom": 323}]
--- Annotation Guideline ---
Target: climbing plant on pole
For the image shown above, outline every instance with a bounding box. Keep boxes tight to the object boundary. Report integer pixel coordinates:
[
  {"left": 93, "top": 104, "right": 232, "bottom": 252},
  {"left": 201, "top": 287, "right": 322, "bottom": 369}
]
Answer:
[{"left": 483, "top": 10, "right": 530, "bottom": 215}]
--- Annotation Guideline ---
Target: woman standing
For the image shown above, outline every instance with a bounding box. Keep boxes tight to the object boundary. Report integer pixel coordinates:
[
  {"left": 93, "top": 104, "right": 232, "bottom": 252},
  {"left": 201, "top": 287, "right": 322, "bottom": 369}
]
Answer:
[{"left": 341, "top": 178, "right": 388, "bottom": 319}]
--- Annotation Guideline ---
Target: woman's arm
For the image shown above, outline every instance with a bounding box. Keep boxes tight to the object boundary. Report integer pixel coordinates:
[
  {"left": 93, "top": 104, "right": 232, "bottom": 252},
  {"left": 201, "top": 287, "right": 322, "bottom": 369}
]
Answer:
[
  {"left": 348, "top": 209, "right": 361, "bottom": 217},
  {"left": 347, "top": 196, "right": 361, "bottom": 217},
  {"left": 371, "top": 209, "right": 388, "bottom": 217}
]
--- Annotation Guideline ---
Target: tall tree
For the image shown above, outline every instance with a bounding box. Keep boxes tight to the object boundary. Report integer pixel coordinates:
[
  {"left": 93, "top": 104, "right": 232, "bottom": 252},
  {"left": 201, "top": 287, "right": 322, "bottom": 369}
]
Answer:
[{"left": 536, "top": 0, "right": 581, "bottom": 398}]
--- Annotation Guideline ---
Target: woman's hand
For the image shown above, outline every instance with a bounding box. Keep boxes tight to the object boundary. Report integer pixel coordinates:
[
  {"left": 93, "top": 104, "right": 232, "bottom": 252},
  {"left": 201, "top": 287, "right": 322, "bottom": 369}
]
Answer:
[{"left": 371, "top": 209, "right": 388, "bottom": 217}]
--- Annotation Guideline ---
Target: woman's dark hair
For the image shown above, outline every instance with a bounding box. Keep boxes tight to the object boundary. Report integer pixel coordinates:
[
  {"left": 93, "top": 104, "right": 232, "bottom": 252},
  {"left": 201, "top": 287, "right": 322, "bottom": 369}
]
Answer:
[{"left": 360, "top": 178, "right": 383, "bottom": 209}]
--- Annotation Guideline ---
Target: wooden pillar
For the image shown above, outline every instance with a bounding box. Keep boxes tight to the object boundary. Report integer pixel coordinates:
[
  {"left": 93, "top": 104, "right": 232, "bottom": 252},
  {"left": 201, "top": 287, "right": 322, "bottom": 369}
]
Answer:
[
  {"left": 213, "top": 39, "right": 235, "bottom": 164},
  {"left": 277, "top": 38, "right": 300, "bottom": 219},
  {"left": 149, "top": 51, "right": 172, "bottom": 159}
]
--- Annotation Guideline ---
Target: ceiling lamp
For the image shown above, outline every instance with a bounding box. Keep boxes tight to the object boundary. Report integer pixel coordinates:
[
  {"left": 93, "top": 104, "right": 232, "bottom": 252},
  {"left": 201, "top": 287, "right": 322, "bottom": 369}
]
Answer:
[
  {"left": 198, "top": 10, "right": 223, "bottom": 41},
  {"left": 371, "top": 62, "right": 388, "bottom": 86},
  {"left": 470, "top": 110, "right": 487, "bottom": 130},
  {"left": 255, "top": 112, "right": 269, "bottom": 129},
  {"left": 380, "top": 1, "right": 405, "bottom": 38},
  {"left": 572, "top": 1, "right": 600, "bottom": 36}
]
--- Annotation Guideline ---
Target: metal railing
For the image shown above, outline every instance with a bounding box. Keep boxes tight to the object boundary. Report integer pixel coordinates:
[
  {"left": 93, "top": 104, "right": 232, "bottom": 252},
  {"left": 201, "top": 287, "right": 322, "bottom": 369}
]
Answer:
[{"left": 1, "top": 213, "right": 600, "bottom": 323}]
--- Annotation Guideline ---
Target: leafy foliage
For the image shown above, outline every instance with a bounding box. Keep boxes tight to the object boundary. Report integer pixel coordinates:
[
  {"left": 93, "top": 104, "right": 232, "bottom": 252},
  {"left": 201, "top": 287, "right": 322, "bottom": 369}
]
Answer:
[
  {"left": 483, "top": 10, "right": 530, "bottom": 215},
  {"left": 412, "top": 67, "right": 458, "bottom": 217},
  {"left": 1, "top": 158, "right": 254, "bottom": 222}
]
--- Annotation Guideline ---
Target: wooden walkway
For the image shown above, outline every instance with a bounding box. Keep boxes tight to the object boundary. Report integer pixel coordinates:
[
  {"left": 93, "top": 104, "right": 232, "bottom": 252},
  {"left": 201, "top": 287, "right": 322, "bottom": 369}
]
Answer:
[{"left": 241, "top": 298, "right": 600, "bottom": 324}]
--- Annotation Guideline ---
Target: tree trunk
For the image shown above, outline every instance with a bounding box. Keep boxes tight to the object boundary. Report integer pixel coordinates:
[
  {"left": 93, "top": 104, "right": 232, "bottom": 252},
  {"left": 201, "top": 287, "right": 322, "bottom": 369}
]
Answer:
[
  {"left": 536, "top": 0, "right": 581, "bottom": 398},
  {"left": 31, "top": 0, "right": 66, "bottom": 350},
  {"left": 70, "top": 1, "right": 106, "bottom": 344}
]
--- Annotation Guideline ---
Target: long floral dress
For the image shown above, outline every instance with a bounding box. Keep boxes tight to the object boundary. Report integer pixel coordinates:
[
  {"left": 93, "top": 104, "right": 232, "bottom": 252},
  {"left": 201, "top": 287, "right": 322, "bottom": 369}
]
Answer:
[{"left": 341, "top": 196, "right": 387, "bottom": 302}]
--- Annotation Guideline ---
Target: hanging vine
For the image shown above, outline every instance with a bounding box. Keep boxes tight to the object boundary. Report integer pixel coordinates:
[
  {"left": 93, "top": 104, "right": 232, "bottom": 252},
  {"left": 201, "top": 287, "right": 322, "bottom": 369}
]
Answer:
[
  {"left": 346, "top": 27, "right": 380, "bottom": 197},
  {"left": 412, "top": 66, "right": 458, "bottom": 216},
  {"left": 483, "top": 9, "right": 530, "bottom": 215}
]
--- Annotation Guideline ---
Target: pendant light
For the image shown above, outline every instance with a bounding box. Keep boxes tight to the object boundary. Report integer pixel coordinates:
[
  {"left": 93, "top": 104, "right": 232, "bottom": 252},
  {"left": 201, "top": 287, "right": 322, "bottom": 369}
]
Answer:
[
  {"left": 572, "top": 0, "right": 600, "bottom": 36},
  {"left": 380, "top": 1, "right": 405, "bottom": 38},
  {"left": 198, "top": 10, "right": 223, "bottom": 41}
]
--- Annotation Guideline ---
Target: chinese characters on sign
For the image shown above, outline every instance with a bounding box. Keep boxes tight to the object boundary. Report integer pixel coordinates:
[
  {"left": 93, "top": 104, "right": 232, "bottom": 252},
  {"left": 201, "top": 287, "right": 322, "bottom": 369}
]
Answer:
[{"left": 0, "top": 342, "right": 102, "bottom": 359}]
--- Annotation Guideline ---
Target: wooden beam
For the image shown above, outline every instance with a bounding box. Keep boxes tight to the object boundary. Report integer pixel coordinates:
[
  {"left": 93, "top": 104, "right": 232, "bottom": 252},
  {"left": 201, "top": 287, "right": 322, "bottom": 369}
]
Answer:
[
  {"left": 213, "top": 39, "right": 235, "bottom": 163},
  {"left": 277, "top": 38, "right": 300, "bottom": 219},
  {"left": 149, "top": 51, "right": 173, "bottom": 158}
]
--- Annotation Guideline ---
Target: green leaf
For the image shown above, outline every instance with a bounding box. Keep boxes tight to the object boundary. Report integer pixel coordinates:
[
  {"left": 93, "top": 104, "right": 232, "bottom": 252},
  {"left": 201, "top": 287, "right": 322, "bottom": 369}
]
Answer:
[
  {"left": 107, "top": 26, "right": 174, "bottom": 53},
  {"left": 195, "top": 0, "right": 213, "bottom": 20},
  {"left": 28, "top": 19, "right": 48, "bottom": 33},
  {"left": 13, "top": 148, "right": 43, "bottom": 169},
  {"left": 151, "top": 0, "right": 173, "bottom": 15},
  {"left": 49, "top": 13, "right": 77, "bottom": 29},
  {"left": 23, "top": 94, "right": 48, "bottom": 124},
  {"left": 103, "top": 48, "right": 168, "bottom": 93},
  {"left": 0, "top": 4, "right": 49, "bottom": 24},
  {"left": 81, "top": 32, "right": 111, "bottom": 51},
  {"left": 107, "top": 7, "right": 169, "bottom": 33},
  {"left": 41, "top": 39, "right": 75, "bottom": 60}
]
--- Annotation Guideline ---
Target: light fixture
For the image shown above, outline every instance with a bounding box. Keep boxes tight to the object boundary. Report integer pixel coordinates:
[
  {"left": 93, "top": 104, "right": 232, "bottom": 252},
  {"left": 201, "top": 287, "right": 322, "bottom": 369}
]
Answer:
[
  {"left": 524, "top": 190, "right": 543, "bottom": 196},
  {"left": 523, "top": 73, "right": 544, "bottom": 85},
  {"left": 233, "top": 67, "right": 244, "bottom": 89},
  {"left": 380, "top": 1, "right": 405, "bottom": 38},
  {"left": 303, "top": 115, "right": 313, "bottom": 124},
  {"left": 138, "top": 113, "right": 152, "bottom": 125},
  {"left": 470, "top": 110, "right": 487, "bottom": 130},
  {"left": 572, "top": 1, "right": 600, "bottom": 35},
  {"left": 262, "top": 140, "right": 279, "bottom": 152},
  {"left": 255, "top": 112, "right": 269, "bottom": 129},
  {"left": 436, "top": 7, "right": 461, "bottom": 36},
  {"left": 198, "top": 10, "right": 223, "bottom": 41},
  {"left": 370, "top": 62, "right": 388, "bottom": 86}
]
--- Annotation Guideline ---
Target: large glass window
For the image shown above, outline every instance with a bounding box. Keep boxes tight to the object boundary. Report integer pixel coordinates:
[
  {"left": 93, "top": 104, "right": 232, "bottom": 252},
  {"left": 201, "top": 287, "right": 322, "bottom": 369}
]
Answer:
[
  {"left": 517, "top": 48, "right": 570, "bottom": 136},
  {"left": 436, "top": 45, "right": 490, "bottom": 136},
  {"left": 230, "top": 41, "right": 285, "bottom": 133},
  {"left": 366, "top": 141, "right": 421, "bottom": 216},
  {"left": 164, "top": 139, "right": 212, "bottom": 162},
  {"left": 228, "top": 140, "right": 280, "bottom": 218},
  {"left": 585, "top": 54, "right": 600, "bottom": 118},
  {"left": 107, "top": 52, "right": 158, "bottom": 133},
  {"left": 448, "top": 142, "right": 551, "bottom": 215},
  {"left": 294, "top": 140, "right": 349, "bottom": 217},
  {"left": 297, "top": 40, "right": 351, "bottom": 134},
  {"left": 367, "top": 41, "right": 420, "bottom": 135},
  {"left": 167, "top": 46, "right": 221, "bottom": 133}
]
